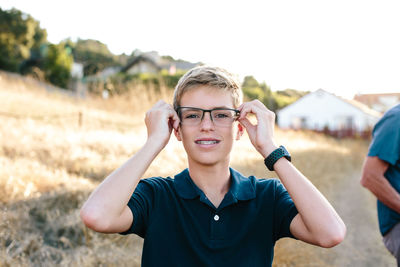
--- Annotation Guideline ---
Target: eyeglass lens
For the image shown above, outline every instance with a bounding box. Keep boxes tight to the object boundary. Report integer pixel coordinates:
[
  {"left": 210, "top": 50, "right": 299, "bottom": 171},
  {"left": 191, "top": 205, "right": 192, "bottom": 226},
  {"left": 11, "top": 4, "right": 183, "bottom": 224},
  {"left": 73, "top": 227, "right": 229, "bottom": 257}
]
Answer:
[{"left": 179, "top": 108, "right": 238, "bottom": 126}]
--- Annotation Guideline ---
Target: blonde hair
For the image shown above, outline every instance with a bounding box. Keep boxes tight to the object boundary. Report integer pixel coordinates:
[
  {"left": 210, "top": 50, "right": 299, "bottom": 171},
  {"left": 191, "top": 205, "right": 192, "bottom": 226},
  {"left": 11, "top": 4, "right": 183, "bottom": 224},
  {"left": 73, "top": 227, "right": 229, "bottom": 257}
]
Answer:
[{"left": 173, "top": 66, "right": 243, "bottom": 110}]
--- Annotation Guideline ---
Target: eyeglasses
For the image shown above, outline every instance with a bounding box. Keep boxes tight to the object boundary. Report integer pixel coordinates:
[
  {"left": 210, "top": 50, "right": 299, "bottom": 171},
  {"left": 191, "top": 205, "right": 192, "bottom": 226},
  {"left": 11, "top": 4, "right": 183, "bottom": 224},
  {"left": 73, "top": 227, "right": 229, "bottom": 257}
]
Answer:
[{"left": 176, "top": 107, "right": 240, "bottom": 127}]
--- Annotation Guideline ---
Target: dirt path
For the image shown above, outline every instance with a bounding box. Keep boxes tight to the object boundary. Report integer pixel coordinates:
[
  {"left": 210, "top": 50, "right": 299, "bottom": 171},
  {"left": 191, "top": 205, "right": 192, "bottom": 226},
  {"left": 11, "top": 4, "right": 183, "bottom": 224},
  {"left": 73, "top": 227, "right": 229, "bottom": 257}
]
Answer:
[
  {"left": 274, "top": 165, "right": 396, "bottom": 267},
  {"left": 328, "top": 170, "right": 395, "bottom": 266}
]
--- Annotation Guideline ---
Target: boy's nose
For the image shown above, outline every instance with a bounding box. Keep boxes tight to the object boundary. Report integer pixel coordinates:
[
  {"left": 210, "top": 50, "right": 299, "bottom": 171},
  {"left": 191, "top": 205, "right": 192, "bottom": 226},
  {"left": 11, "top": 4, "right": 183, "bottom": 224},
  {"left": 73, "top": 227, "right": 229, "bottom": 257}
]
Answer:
[{"left": 200, "top": 112, "right": 214, "bottom": 130}]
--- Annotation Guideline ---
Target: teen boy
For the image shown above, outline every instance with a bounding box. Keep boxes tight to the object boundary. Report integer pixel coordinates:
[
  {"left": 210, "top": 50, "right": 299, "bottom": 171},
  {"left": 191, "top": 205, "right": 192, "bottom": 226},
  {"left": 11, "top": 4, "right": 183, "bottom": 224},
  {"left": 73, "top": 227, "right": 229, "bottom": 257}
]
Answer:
[{"left": 80, "top": 66, "right": 346, "bottom": 266}]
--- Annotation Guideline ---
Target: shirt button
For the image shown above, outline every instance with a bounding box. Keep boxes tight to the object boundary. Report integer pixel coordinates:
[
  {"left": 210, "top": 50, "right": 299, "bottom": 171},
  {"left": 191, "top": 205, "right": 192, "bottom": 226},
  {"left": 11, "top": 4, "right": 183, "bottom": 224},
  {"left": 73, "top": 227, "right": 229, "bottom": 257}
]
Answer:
[{"left": 214, "top": 215, "right": 220, "bottom": 221}]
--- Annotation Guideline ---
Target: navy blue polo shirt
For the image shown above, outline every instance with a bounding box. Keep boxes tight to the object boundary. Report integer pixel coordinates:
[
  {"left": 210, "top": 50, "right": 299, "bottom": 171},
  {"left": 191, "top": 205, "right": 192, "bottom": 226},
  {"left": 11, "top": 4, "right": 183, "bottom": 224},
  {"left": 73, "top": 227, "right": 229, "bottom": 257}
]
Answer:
[
  {"left": 368, "top": 104, "right": 400, "bottom": 236},
  {"left": 121, "top": 168, "right": 298, "bottom": 266}
]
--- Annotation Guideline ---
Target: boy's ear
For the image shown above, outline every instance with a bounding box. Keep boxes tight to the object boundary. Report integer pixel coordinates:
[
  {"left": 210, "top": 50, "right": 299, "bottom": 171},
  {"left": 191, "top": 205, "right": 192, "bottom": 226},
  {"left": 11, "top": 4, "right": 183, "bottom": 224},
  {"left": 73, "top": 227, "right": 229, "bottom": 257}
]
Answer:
[
  {"left": 236, "top": 123, "right": 244, "bottom": 140},
  {"left": 174, "top": 126, "right": 182, "bottom": 141}
]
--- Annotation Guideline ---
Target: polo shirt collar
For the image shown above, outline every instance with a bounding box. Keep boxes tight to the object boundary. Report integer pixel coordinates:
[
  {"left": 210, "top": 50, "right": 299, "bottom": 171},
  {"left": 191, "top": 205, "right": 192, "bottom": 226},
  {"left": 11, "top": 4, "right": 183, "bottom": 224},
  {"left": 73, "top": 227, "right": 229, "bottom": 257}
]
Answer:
[
  {"left": 174, "top": 169, "right": 201, "bottom": 199},
  {"left": 174, "top": 168, "right": 256, "bottom": 201},
  {"left": 229, "top": 168, "right": 256, "bottom": 201}
]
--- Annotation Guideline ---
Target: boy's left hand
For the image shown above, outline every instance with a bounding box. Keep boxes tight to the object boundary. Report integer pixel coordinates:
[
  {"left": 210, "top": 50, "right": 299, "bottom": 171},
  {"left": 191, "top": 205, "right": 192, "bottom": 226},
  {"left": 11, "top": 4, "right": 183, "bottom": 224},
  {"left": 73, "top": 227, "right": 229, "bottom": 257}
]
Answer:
[{"left": 238, "top": 100, "right": 278, "bottom": 158}]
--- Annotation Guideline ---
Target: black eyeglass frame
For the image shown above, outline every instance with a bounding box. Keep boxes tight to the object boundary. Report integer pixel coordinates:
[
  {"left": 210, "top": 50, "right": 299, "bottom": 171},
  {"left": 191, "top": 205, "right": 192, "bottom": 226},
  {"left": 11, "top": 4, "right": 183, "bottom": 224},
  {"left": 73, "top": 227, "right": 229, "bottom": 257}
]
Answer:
[{"left": 176, "top": 106, "right": 240, "bottom": 124}]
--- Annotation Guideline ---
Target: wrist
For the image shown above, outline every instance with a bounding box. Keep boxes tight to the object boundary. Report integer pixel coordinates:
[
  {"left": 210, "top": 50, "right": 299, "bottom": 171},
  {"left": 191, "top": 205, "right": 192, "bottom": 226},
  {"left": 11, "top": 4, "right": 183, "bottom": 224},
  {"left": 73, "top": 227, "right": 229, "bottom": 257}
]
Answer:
[
  {"left": 144, "top": 137, "right": 166, "bottom": 153},
  {"left": 259, "top": 143, "right": 279, "bottom": 158}
]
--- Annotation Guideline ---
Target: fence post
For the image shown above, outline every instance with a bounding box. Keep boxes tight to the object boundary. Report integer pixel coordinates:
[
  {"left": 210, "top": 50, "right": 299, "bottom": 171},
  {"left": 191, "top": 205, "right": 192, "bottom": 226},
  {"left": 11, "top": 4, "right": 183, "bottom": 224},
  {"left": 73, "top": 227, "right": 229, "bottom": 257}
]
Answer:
[{"left": 78, "top": 111, "right": 82, "bottom": 127}]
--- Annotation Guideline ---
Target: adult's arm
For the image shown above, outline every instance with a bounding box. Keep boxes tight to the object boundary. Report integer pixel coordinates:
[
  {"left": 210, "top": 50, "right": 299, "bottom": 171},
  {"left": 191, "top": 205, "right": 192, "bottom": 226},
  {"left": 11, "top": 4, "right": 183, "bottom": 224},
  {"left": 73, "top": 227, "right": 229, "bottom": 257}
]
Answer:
[
  {"left": 238, "top": 100, "right": 346, "bottom": 248},
  {"left": 360, "top": 156, "right": 400, "bottom": 213},
  {"left": 80, "top": 101, "right": 179, "bottom": 233}
]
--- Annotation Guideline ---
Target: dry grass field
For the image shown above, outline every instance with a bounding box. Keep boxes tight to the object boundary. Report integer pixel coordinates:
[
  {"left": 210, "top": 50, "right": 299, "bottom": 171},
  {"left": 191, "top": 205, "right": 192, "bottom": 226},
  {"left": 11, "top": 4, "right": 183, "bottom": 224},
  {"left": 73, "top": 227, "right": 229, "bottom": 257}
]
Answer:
[{"left": 0, "top": 71, "right": 395, "bottom": 266}]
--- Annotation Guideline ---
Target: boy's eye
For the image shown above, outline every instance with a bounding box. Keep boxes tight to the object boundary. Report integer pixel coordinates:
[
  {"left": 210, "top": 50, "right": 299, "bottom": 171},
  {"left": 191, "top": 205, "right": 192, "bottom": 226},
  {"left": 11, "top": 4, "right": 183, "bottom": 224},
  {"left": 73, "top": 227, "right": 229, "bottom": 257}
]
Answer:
[
  {"left": 213, "top": 110, "right": 235, "bottom": 119},
  {"left": 184, "top": 113, "right": 201, "bottom": 119},
  {"left": 214, "top": 113, "right": 229, "bottom": 118}
]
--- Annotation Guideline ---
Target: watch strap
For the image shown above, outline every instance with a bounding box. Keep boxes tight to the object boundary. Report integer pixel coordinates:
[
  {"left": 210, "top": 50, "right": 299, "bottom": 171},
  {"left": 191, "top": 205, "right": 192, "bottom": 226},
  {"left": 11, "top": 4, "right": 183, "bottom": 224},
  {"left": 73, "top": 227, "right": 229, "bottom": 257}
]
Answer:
[{"left": 264, "top": 145, "right": 291, "bottom": 171}]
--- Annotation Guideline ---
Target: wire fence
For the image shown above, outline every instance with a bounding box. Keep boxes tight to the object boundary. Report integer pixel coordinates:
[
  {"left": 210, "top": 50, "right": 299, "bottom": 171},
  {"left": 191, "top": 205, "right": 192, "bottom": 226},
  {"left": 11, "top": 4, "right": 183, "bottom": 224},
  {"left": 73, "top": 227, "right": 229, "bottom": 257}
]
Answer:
[{"left": 0, "top": 110, "right": 142, "bottom": 128}]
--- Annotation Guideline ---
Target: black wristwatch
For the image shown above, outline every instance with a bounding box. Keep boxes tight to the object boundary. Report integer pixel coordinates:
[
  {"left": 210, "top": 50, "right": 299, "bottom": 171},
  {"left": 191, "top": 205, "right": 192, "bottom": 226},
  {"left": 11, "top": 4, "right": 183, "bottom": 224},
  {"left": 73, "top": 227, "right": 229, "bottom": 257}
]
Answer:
[{"left": 264, "top": 145, "right": 291, "bottom": 171}]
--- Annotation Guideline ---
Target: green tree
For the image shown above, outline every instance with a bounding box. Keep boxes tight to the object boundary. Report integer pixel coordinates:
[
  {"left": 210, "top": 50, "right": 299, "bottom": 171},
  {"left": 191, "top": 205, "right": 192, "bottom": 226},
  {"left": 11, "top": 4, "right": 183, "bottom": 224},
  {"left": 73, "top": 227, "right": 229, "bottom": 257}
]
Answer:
[
  {"left": 273, "top": 89, "right": 309, "bottom": 110},
  {"left": 160, "top": 69, "right": 185, "bottom": 88},
  {"left": 0, "top": 8, "right": 47, "bottom": 71},
  {"left": 72, "top": 39, "right": 120, "bottom": 76},
  {"left": 43, "top": 43, "right": 73, "bottom": 88},
  {"left": 241, "top": 76, "right": 309, "bottom": 111},
  {"left": 242, "top": 75, "right": 259, "bottom": 89},
  {"left": 242, "top": 76, "right": 277, "bottom": 111}
]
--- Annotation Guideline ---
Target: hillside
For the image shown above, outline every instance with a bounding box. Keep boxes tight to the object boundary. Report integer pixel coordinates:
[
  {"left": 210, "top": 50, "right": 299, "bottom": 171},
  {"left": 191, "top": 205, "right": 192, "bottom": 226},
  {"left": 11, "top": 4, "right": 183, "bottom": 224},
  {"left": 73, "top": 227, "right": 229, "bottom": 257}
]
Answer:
[{"left": 0, "top": 71, "right": 395, "bottom": 266}]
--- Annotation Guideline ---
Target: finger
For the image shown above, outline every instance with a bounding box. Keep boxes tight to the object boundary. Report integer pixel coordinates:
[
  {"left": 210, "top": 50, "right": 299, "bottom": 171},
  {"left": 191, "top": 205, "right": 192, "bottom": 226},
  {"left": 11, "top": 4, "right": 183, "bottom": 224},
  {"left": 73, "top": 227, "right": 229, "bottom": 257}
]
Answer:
[
  {"left": 238, "top": 103, "right": 251, "bottom": 119},
  {"left": 172, "top": 114, "right": 180, "bottom": 131},
  {"left": 241, "top": 100, "right": 269, "bottom": 113},
  {"left": 168, "top": 118, "right": 174, "bottom": 132},
  {"left": 238, "top": 117, "right": 255, "bottom": 131},
  {"left": 165, "top": 107, "right": 180, "bottom": 131},
  {"left": 252, "top": 99, "right": 268, "bottom": 109},
  {"left": 154, "top": 100, "right": 166, "bottom": 108},
  {"left": 239, "top": 104, "right": 260, "bottom": 120}
]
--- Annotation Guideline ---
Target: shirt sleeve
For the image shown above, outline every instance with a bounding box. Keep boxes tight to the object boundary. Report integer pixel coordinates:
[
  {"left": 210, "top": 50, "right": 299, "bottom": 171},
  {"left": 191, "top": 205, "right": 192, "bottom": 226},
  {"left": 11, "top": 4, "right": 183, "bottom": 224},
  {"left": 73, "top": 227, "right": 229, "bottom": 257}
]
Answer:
[
  {"left": 119, "top": 179, "right": 155, "bottom": 237},
  {"left": 368, "top": 112, "right": 400, "bottom": 166},
  {"left": 273, "top": 179, "right": 298, "bottom": 241}
]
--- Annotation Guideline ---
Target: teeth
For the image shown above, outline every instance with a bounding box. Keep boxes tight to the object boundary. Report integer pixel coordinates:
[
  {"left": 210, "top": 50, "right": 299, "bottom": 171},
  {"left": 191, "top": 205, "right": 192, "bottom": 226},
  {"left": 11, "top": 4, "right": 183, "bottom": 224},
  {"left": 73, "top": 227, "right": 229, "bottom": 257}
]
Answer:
[{"left": 196, "top": 140, "right": 218, "bottom": 145}]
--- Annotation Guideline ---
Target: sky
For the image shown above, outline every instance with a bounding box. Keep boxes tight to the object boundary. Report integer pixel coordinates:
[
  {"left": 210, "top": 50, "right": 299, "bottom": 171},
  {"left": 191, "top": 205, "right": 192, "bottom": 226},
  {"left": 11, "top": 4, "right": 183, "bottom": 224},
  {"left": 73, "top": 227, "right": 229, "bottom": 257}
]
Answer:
[{"left": 2, "top": 0, "right": 400, "bottom": 99}]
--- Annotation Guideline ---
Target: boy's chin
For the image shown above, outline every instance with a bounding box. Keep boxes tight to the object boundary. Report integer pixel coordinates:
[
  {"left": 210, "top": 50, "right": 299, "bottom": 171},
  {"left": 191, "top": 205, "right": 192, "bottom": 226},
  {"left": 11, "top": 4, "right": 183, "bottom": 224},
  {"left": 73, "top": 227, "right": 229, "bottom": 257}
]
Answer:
[{"left": 197, "top": 160, "right": 219, "bottom": 167}]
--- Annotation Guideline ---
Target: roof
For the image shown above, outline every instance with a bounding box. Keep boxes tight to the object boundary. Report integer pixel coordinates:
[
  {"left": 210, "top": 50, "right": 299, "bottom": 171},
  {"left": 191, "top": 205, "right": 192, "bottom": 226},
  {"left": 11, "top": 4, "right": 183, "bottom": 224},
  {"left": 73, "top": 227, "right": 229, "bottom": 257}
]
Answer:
[
  {"left": 342, "top": 98, "right": 382, "bottom": 118},
  {"left": 322, "top": 89, "right": 382, "bottom": 118},
  {"left": 120, "top": 55, "right": 161, "bottom": 73},
  {"left": 353, "top": 93, "right": 400, "bottom": 112},
  {"left": 160, "top": 60, "right": 199, "bottom": 71},
  {"left": 279, "top": 89, "right": 382, "bottom": 118},
  {"left": 354, "top": 92, "right": 400, "bottom": 104}
]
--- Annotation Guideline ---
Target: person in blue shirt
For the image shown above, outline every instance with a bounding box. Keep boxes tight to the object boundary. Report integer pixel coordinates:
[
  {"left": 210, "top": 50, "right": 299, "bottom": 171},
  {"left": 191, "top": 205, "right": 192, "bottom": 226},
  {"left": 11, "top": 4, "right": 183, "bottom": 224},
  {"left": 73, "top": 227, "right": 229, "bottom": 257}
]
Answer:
[
  {"left": 80, "top": 66, "right": 346, "bottom": 266},
  {"left": 361, "top": 104, "right": 400, "bottom": 266}
]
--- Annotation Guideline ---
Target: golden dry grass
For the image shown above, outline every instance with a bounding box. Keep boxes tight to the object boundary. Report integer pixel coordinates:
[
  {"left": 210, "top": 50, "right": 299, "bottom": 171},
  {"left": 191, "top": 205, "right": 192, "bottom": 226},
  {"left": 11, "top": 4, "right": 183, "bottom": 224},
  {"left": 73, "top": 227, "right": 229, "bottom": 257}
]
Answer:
[{"left": 0, "top": 71, "right": 395, "bottom": 266}]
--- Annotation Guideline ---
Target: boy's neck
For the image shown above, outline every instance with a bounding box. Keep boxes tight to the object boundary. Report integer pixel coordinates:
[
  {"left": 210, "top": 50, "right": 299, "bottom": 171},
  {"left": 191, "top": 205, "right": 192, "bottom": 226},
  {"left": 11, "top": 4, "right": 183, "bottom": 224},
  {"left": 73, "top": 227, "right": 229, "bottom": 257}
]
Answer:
[{"left": 187, "top": 161, "right": 231, "bottom": 208}]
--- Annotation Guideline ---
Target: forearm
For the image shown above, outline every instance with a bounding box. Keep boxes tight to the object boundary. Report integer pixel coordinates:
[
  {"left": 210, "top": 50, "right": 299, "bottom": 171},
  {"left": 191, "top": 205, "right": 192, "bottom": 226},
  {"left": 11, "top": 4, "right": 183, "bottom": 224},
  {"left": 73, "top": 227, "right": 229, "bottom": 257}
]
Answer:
[
  {"left": 360, "top": 156, "right": 400, "bottom": 213},
  {"left": 81, "top": 139, "right": 162, "bottom": 225},
  {"left": 361, "top": 172, "right": 400, "bottom": 213},
  {"left": 274, "top": 158, "right": 346, "bottom": 240},
  {"left": 238, "top": 100, "right": 345, "bottom": 246}
]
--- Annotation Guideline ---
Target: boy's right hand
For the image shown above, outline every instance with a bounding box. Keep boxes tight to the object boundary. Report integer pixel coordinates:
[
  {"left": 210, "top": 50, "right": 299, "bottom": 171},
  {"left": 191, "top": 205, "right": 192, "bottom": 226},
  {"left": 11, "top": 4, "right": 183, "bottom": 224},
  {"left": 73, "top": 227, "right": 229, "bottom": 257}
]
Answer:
[{"left": 144, "top": 100, "right": 180, "bottom": 149}]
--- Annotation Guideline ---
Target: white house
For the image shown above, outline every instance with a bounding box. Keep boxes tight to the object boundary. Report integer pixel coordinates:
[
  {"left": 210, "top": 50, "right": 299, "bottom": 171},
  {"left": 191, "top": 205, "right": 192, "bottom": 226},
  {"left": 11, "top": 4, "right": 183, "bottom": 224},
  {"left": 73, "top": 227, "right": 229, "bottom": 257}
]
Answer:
[
  {"left": 98, "top": 66, "right": 121, "bottom": 78},
  {"left": 121, "top": 52, "right": 199, "bottom": 75},
  {"left": 277, "top": 89, "right": 382, "bottom": 135},
  {"left": 71, "top": 62, "right": 84, "bottom": 79},
  {"left": 121, "top": 54, "right": 161, "bottom": 75}
]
